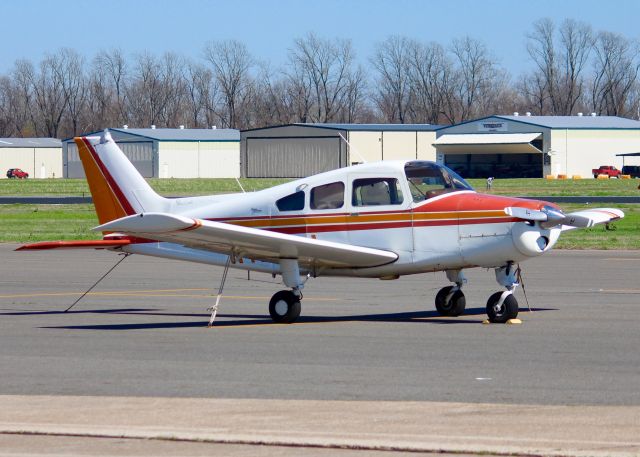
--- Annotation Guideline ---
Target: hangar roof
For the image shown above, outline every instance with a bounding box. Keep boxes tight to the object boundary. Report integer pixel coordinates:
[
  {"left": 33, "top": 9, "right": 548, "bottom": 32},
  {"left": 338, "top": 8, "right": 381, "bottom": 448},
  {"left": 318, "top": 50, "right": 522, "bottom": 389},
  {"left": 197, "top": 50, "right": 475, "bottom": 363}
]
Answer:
[
  {"left": 299, "top": 123, "right": 442, "bottom": 132},
  {"left": 0, "top": 138, "right": 61, "bottom": 148},
  {"left": 242, "top": 123, "right": 442, "bottom": 133},
  {"left": 63, "top": 128, "right": 240, "bottom": 143},
  {"left": 110, "top": 128, "right": 239, "bottom": 141},
  {"left": 495, "top": 115, "right": 640, "bottom": 129}
]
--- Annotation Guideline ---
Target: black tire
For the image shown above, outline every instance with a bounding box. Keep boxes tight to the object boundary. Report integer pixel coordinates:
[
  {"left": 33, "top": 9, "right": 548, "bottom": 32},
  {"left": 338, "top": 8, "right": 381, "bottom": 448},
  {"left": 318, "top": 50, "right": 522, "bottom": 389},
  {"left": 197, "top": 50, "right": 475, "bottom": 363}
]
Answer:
[
  {"left": 435, "top": 286, "right": 466, "bottom": 316},
  {"left": 486, "top": 292, "right": 519, "bottom": 323},
  {"left": 269, "top": 290, "right": 301, "bottom": 323}
]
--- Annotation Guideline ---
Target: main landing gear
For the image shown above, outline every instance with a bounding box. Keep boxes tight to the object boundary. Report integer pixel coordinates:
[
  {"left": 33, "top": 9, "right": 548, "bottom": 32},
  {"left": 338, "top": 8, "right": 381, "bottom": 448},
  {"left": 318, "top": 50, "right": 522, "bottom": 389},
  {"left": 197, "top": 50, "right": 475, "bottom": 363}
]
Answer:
[
  {"left": 434, "top": 263, "right": 520, "bottom": 323},
  {"left": 435, "top": 270, "right": 467, "bottom": 316},
  {"left": 269, "top": 258, "right": 306, "bottom": 324}
]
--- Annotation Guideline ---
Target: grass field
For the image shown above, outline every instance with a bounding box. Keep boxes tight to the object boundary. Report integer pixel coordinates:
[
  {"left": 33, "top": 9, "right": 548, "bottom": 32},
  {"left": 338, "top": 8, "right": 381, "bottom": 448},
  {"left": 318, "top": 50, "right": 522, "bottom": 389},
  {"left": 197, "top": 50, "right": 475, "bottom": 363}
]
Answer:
[
  {"left": 0, "top": 176, "right": 637, "bottom": 248},
  {"left": 1, "top": 176, "right": 639, "bottom": 197},
  {"left": 1, "top": 202, "right": 636, "bottom": 249}
]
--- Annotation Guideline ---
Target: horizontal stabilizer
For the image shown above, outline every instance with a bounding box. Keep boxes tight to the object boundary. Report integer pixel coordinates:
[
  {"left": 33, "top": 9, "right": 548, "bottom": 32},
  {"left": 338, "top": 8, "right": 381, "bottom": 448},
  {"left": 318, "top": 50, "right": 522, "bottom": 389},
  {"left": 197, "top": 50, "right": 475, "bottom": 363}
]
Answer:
[{"left": 95, "top": 213, "right": 398, "bottom": 269}]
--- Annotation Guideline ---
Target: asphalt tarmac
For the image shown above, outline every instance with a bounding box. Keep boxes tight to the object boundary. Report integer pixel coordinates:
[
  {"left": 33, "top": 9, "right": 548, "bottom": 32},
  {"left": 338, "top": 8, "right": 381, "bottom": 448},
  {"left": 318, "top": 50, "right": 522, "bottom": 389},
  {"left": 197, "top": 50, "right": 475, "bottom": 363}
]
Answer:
[{"left": 1, "top": 244, "right": 639, "bottom": 455}]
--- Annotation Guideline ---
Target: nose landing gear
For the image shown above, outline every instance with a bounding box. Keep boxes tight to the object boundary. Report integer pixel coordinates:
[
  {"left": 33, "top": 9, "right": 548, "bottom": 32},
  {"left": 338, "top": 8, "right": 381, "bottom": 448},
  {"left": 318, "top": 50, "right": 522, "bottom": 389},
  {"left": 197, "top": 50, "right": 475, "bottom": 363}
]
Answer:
[{"left": 487, "top": 263, "right": 520, "bottom": 323}]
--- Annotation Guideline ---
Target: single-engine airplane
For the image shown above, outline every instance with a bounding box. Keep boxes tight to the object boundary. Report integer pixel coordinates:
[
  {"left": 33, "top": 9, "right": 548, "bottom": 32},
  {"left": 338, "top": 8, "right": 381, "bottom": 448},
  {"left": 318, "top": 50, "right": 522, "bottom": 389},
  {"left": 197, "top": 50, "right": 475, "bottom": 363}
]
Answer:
[{"left": 18, "top": 131, "right": 624, "bottom": 324}]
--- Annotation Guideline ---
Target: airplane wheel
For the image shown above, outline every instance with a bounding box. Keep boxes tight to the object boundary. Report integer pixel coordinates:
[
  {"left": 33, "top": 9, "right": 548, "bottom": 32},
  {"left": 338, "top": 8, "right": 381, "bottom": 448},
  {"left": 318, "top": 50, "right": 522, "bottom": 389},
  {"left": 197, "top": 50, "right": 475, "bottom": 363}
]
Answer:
[
  {"left": 269, "top": 290, "right": 301, "bottom": 324},
  {"left": 435, "top": 286, "right": 466, "bottom": 316},
  {"left": 486, "top": 292, "right": 519, "bottom": 323}
]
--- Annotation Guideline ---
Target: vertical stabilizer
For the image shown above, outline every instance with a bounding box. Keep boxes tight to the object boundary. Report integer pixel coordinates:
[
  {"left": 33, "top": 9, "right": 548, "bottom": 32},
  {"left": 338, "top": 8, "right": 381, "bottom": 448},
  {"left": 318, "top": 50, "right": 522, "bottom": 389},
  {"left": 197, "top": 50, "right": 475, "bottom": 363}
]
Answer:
[{"left": 75, "top": 130, "right": 167, "bottom": 224}]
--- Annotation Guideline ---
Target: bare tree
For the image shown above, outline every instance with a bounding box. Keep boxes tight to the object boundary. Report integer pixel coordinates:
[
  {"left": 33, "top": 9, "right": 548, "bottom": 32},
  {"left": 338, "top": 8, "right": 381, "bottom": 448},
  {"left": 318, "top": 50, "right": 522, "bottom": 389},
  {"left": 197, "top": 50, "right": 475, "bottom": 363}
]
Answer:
[
  {"left": 407, "top": 41, "right": 453, "bottom": 124},
  {"left": 184, "top": 61, "right": 217, "bottom": 128},
  {"left": 0, "top": 72, "right": 34, "bottom": 136},
  {"left": 449, "top": 37, "right": 503, "bottom": 122},
  {"left": 22, "top": 54, "right": 70, "bottom": 137},
  {"left": 286, "top": 33, "right": 360, "bottom": 123},
  {"left": 371, "top": 36, "right": 413, "bottom": 123},
  {"left": 94, "top": 49, "right": 129, "bottom": 124},
  {"left": 527, "top": 18, "right": 594, "bottom": 115},
  {"left": 54, "top": 48, "right": 87, "bottom": 137},
  {"left": 590, "top": 31, "right": 640, "bottom": 116},
  {"left": 203, "top": 40, "right": 253, "bottom": 128}
]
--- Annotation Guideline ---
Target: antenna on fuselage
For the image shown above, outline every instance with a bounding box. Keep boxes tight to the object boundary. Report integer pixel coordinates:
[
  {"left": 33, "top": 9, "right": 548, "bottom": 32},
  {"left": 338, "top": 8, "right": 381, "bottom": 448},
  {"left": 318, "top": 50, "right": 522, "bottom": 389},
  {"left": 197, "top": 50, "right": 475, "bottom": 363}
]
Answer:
[
  {"left": 338, "top": 132, "right": 367, "bottom": 164},
  {"left": 235, "top": 177, "right": 246, "bottom": 193}
]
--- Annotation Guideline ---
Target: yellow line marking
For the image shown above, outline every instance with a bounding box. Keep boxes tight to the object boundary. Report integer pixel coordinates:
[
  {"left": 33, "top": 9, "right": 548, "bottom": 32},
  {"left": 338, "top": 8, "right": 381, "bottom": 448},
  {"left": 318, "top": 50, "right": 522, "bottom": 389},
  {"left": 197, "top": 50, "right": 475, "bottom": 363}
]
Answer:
[
  {"left": 0, "top": 288, "right": 209, "bottom": 299},
  {"left": 0, "top": 289, "right": 339, "bottom": 302},
  {"left": 597, "top": 289, "right": 640, "bottom": 293}
]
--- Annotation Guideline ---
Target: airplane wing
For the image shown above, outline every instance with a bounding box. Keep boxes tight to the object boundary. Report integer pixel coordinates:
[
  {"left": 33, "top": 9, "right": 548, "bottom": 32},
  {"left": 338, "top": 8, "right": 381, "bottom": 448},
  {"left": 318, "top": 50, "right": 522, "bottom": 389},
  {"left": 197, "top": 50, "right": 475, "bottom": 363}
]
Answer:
[{"left": 94, "top": 212, "right": 398, "bottom": 269}]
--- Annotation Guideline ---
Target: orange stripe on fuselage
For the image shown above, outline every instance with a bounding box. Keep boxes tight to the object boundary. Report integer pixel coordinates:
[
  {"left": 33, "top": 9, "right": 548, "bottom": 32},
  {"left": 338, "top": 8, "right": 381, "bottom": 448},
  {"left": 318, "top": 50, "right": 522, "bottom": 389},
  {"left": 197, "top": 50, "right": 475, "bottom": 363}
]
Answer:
[
  {"left": 75, "top": 137, "right": 128, "bottom": 225},
  {"left": 208, "top": 193, "right": 545, "bottom": 233}
]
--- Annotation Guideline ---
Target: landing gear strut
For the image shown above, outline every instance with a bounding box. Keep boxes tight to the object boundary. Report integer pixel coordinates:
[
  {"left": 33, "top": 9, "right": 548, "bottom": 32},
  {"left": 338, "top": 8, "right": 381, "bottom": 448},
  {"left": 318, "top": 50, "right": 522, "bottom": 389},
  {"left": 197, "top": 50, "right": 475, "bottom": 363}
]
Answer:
[
  {"left": 486, "top": 263, "right": 519, "bottom": 323},
  {"left": 435, "top": 270, "right": 466, "bottom": 316}
]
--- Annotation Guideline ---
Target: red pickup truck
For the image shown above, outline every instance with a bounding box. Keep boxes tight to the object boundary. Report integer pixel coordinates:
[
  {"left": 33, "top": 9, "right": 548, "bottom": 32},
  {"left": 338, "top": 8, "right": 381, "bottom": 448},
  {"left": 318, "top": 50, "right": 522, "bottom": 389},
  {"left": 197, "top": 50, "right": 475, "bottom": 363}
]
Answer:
[{"left": 592, "top": 166, "right": 622, "bottom": 178}]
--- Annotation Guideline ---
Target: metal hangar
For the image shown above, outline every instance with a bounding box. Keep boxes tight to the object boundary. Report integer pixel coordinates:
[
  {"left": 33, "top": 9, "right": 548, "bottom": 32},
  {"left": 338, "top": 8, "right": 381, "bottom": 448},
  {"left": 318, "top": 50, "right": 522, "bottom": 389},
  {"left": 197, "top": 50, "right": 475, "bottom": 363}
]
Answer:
[
  {"left": 240, "top": 123, "right": 441, "bottom": 178},
  {"left": 62, "top": 128, "right": 240, "bottom": 178},
  {"left": 434, "top": 114, "right": 640, "bottom": 178}
]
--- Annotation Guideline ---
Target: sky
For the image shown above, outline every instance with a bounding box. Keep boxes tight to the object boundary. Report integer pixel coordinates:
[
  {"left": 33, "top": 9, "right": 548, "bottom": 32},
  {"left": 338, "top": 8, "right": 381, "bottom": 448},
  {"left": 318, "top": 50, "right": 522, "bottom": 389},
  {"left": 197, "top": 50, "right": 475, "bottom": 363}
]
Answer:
[{"left": 1, "top": 0, "right": 639, "bottom": 77}]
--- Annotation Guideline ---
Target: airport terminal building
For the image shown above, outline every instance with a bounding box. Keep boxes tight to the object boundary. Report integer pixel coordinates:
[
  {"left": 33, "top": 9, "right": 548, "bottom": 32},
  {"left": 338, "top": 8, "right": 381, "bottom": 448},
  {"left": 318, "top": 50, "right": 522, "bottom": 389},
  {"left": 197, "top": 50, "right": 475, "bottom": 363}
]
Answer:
[{"left": 434, "top": 115, "right": 640, "bottom": 178}]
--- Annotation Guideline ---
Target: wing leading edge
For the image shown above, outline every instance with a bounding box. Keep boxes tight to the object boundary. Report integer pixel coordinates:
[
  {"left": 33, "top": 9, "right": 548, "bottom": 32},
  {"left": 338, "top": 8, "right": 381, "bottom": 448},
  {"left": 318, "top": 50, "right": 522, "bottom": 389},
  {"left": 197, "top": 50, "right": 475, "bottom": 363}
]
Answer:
[{"left": 95, "top": 212, "right": 398, "bottom": 269}]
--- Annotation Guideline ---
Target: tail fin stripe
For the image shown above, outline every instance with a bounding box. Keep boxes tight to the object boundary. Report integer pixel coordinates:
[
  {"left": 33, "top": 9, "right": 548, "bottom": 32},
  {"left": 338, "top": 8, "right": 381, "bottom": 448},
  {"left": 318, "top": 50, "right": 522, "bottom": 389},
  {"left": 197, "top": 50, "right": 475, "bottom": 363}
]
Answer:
[{"left": 81, "top": 138, "right": 136, "bottom": 216}]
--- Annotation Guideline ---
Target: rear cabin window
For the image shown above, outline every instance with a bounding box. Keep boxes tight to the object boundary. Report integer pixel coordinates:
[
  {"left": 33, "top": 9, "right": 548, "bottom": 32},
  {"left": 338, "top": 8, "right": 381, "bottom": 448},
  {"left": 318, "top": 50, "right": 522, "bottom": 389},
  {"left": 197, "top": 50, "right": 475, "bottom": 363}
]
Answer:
[
  {"left": 310, "top": 182, "right": 345, "bottom": 210},
  {"left": 352, "top": 178, "right": 404, "bottom": 206},
  {"left": 276, "top": 191, "right": 305, "bottom": 211}
]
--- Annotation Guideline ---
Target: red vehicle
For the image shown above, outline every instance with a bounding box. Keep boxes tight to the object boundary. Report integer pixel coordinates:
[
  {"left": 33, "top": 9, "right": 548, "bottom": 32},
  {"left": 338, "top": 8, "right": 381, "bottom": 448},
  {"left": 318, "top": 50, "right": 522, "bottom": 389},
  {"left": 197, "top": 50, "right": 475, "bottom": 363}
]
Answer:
[
  {"left": 592, "top": 165, "right": 621, "bottom": 178},
  {"left": 6, "top": 168, "right": 29, "bottom": 179}
]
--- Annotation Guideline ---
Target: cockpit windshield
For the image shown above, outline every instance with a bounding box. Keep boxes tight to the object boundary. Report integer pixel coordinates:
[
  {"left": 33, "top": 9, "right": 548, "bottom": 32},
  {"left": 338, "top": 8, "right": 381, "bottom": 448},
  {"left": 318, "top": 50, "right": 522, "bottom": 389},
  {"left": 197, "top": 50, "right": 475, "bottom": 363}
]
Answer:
[{"left": 404, "top": 161, "right": 474, "bottom": 202}]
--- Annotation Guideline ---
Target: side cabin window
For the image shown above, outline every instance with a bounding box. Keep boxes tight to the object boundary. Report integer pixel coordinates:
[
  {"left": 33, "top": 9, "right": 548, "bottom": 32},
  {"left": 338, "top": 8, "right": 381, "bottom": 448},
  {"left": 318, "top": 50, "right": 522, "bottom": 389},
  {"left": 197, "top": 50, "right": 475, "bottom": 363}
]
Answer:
[
  {"left": 276, "top": 191, "right": 305, "bottom": 211},
  {"left": 352, "top": 178, "right": 404, "bottom": 206},
  {"left": 310, "top": 182, "right": 344, "bottom": 210}
]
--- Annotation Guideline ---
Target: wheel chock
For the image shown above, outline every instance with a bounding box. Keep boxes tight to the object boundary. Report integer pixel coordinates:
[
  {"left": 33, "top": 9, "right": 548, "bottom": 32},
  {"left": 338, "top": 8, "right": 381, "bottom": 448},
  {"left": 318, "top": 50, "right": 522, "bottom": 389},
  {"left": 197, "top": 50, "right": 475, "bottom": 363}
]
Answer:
[{"left": 482, "top": 319, "right": 523, "bottom": 325}]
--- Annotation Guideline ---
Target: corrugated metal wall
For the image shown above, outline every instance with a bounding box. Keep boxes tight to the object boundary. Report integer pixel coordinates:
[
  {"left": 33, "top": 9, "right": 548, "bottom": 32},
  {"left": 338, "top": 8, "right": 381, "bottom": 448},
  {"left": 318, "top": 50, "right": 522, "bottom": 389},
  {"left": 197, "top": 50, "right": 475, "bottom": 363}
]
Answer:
[
  {"left": 245, "top": 137, "right": 343, "bottom": 178},
  {"left": 64, "top": 141, "right": 154, "bottom": 178}
]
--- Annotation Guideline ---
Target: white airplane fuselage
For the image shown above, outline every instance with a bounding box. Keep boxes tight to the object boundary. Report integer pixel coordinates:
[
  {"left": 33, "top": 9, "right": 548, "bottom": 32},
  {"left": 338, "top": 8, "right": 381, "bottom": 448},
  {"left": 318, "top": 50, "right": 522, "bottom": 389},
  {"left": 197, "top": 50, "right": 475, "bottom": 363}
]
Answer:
[{"left": 119, "top": 161, "right": 561, "bottom": 279}]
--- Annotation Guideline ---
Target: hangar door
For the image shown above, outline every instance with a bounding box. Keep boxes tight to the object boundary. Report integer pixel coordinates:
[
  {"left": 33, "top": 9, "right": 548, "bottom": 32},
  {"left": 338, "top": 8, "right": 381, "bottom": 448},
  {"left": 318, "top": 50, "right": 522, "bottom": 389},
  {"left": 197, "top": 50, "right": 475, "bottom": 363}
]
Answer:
[
  {"left": 246, "top": 137, "right": 343, "bottom": 178},
  {"left": 65, "top": 141, "right": 154, "bottom": 178},
  {"left": 434, "top": 133, "right": 543, "bottom": 178}
]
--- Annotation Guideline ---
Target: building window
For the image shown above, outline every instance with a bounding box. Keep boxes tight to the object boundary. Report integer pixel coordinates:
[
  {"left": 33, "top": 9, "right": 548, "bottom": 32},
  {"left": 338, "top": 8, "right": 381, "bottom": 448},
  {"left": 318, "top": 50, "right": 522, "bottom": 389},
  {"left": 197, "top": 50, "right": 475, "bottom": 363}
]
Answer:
[
  {"left": 352, "top": 178, "right": 403, "bottom": 206},
  {"left": 276, "top": 191, "right": 305, "bottom": 211},
  {"left": 310, "top": 182, "right": 344, "bottom": 210}
]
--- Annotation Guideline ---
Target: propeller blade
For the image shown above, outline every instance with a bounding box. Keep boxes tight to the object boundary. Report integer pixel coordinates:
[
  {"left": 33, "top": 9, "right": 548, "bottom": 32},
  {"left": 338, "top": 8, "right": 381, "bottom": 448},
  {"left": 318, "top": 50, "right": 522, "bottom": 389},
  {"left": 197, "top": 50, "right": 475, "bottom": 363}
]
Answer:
[
  {"left": 560, "top": 213, "right": 594, "bottom": 228},
  {"left": 504, "top": 207, "right": 547, "bottom": 221}
]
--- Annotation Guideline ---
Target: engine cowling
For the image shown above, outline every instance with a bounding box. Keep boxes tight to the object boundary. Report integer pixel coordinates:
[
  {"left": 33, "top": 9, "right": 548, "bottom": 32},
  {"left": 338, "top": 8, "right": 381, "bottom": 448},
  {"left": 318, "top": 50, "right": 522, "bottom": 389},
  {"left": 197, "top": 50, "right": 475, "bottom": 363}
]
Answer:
[{"left": 511, "top": 222, "right": 560, "bottom": 257}]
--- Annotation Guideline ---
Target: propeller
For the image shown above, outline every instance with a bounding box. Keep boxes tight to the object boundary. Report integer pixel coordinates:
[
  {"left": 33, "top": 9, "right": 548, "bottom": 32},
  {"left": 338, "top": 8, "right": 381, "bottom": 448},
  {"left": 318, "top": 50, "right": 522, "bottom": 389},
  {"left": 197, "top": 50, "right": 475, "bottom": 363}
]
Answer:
[{"left": 504, "top": 205, "right": 594, "bottom": 229}]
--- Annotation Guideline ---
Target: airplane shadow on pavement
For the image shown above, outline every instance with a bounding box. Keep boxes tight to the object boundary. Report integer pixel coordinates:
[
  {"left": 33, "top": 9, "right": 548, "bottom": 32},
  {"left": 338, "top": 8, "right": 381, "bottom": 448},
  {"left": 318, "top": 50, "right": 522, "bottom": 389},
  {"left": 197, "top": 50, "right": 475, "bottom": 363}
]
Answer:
[{"left": 0, "top": 306, "right": 557, "bottom": 330}]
